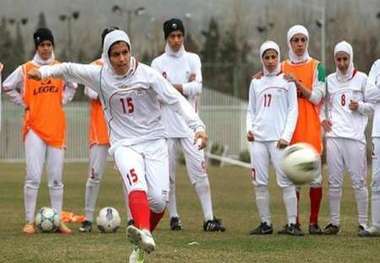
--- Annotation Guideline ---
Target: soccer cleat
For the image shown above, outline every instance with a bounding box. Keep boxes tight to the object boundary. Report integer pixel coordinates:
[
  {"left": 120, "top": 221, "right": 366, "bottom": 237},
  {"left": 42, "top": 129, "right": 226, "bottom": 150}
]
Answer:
[
  {"left": 309, "top": 224, "right": 323, "bottom": 235},
  {"left": 23, "top": 223, "right": 36, "bottom": 235},
  {"left": 203, "top": 217, "right": 226, "bottom": 232},
  {"left": 79, "top": 220, "right": 92, "bottom": 232},
  {"left": 127, "top": 225, "right": 156, "bottom": 254},
  {"left": 129, "top": 246, "right": 145, "bottom": 263},
  {"left": 57, "top": 222, "right": 72, "bottom": 234},
  {"left": 170, "top": 217, "right": 183, "bottom": 231},
  {"left": 323, "top": 223, "right": 340, "bottom": 235},
  {"left": 358, "top": 226, "right": 380, "bottom": 237},
  {"left": 278, "top": 224, "right": 304, "bottom": 236},
  {"left": 128, "top": 219, "right": 135, "bottom": 226},
  {"left": 249, "top": 222, "right": 273, "bottom": 235}
]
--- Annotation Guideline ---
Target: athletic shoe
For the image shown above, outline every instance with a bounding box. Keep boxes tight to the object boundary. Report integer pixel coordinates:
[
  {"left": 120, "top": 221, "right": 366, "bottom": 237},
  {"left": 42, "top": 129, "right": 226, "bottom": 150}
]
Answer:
[
  {"left": 78, "top": 220, "right": 92, "bottom": 232},
  {"left": 278, "top": 223, "right": 304, "bottom": 236},
  {"left": 248, "top": 222, "right": 273, "bottom": 235},
  {"left": 203, "top": 217, "right": 226, "bottom": 232},
  {"left": 170, "top": 217, "right": 182, "bottom": 231},
  {"left": 128, "top": 219, "right": 135, "bottom": 226},
  {"left": 358, "top": 226, "right": 380, "bottom": 237},
  {"left": 129, "top": 246, "right": 144, "bottom": 263},
  {"left": 23, "top": 223, "right": 36, "bottom": 235},
  {"left": 323, "top": 223, "right": 340, "bottom": 235},
  {"left": 57, "top": 222, "right": 72, "bottom": 234},
  {"left": 127, "top": 225, "right": 155, "bottom": 254},
  {"left": 309, "top": 224, "right": 323, "bottom": 235}
]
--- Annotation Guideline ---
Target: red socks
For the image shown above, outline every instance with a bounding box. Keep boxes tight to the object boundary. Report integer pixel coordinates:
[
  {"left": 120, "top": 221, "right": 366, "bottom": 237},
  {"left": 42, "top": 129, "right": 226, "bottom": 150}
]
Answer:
[
  {"left": 150, "top": 210, "right": 165, "bottom": 232},
  {"left": 309, "top": 187, "right": 322, "bottom": 225},
  {"left": 128, "top": 191, "right": 151, "bottom": 230}
]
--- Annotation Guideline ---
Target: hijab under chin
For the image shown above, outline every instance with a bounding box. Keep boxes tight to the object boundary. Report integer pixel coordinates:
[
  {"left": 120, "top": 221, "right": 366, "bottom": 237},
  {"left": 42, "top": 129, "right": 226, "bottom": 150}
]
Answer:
[
  {"left": 165, "top": 43, "right": 185, "bottom": 58},
  {"left": 32, "top": 51, "right": 56, "bottom": 66}
]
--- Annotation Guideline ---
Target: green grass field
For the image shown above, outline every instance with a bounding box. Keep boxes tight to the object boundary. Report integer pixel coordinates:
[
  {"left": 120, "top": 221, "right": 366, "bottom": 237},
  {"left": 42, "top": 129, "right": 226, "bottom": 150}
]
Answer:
[{"left": 0, "top": 162, "right": 379, "bottom": 263}]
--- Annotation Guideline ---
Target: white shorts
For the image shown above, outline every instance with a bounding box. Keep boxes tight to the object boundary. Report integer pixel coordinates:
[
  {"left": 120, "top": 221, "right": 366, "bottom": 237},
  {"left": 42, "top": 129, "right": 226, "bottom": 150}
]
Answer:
[{"left": 113, "top": 139, "right": 169, "bottom": 213}]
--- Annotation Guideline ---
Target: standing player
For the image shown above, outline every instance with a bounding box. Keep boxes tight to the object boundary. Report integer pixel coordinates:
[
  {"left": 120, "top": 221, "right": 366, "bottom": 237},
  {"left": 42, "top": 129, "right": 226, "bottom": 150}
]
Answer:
[
  {"left": 79, "top": 27, "right": 118, "bottom": 233},
  {"left": 151, "top": 18, "right": 225, "bottom": 232},
  {"left": 247, "top": 41, "right": 300, "bottom": 236},
  {"left": 2, "top": 28, "right": 76, "bottom": 234},
  {"left": 27, "top": 29, "right": 207, "bottom": 262},
  {"left": 360, "top": 59, "right": 380, "bottom": 237},
  {"left": 281, "top": 25, "right": 326, "bottom": 234},
  {"left": 321, "top": 41, "right": 371, "bottom": 235}
]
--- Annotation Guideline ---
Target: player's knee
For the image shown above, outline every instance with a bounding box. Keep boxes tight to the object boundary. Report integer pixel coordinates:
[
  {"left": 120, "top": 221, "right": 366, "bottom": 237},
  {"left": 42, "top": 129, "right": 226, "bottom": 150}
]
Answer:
[
  {"left": 352, "top": 177, "right": 367, "bottom": 190},
  {"left": 372, "top": 177, "right": 380, "bottom": 192},
  {"left": 192, "top": 174, "right": 209, "bottom": 187},
  {"left": 48, "top": 179, "right": 64, "bottom": 189},
  {"left": 149, "top": 191, "right": 168, "bottom": 213},
  {"left": 25, "top": 178, "right": 41, "bottom": 189}
]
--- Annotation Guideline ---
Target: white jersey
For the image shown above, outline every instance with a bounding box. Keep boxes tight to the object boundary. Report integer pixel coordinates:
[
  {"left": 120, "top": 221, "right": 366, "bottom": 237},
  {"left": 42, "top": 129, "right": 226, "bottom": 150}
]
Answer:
[
  {"left": 323, "top": 71, "right": 372, "bottom": 143},
  {"left": 151, "top": 46, "right": 202, "bottom": 138},
  {"left": 246, "top": 73, "right": 298, "bottom": 143},
  {"left": 365, "top": 59, "right": 380, "bottom": 138}
]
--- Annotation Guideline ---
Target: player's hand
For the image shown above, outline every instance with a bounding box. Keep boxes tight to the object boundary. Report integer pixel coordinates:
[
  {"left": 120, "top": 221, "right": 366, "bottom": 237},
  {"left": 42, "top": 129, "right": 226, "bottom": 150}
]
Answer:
[
  {"left": 194, "top": 131, "right": 208, "bottom": 150},
  {"left": 321, "top": 119, "right": 332, "bottom": 132},
  {"left": 247, "top": 131, "right": 254, "bottom": 142},
  {"left": 252, "top": 71, "right": 263, "bottom": 79},
  {"left": 188, "top": 73, "right": 196, "bottom": 82},
  {"left": 283, "top": 73, "right": 298, "bottom": 84},
  {"left": 277, "top": 139, "right": 289, "bottom": 149},
  {"left": 349, "top": 100, "right": 359, "bottom": 111},
  {"left": 27, "top": 68, "right": 42, "bottom": 80},
  {"left": 173, "top": 84, "right": 184, "bottom": 94},
  {"left": 0, "top": 63, "right": 4, "bottom": 73}
]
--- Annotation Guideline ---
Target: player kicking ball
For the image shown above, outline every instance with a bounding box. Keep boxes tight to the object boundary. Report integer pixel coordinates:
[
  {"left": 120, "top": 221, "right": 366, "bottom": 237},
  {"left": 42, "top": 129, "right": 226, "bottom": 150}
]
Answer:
[
  {"left": 27, "top": 29, "right": 207, "bottom": 263},
  {"left": 247, "top": 41, "right": 302, "bottom": 236}
]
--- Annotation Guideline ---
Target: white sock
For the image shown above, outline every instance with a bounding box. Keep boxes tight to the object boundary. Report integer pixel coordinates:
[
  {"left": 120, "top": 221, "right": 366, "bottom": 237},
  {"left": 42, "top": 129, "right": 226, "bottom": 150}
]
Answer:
[
  {"left": 354, "top": 187, "right": 369, "bottom": 226},
  {"left": 282, "top": 186, "right": 297, "bottom": 225},
  {"left": 372, "top": 191, "right": 380, "bottom": 229},
  {"left": 255, "top": 186, "right": 271, "bottom": 225},
  {"left": 24, "top": 185, "right": 39, "bottom": 223},
  {"left": 168, "top": 178, "right": 179, "bottom": 218},
  {"left": 329, "top": 187, "right": 342, "bottom": 226},
  {"left": 49, "top": 185, "right": 63, "bottom": 216},
  {"left": 85, "top": 177, "right": 101, "bottom": 222},
  {"left": 194, "top": 176, "right": 214, "bottom": 221}
]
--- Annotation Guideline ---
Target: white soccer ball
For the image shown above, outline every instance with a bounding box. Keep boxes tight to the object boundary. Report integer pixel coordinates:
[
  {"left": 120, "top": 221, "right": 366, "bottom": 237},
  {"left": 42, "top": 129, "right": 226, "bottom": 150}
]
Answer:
[
  {"left": 35, "top": 207, "right": 60, "bottom": 233},
  {"left": 281, "top": 143, "right": 320, "bottom": 185},
  {"left": 96, "top": 207, "right": 121, "bottom": 233}
]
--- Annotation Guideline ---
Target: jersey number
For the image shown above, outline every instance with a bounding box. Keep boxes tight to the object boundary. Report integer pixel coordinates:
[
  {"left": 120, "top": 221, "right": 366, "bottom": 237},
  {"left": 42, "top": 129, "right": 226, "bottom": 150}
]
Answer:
[
  {"left": 126, "top": 168, "right": 138, "bottom": 185},
  {"left": 264, "top": 94, "right": 272, "bottom": 107},
  {"left": 120, "top": 97, "right": 134, "bottom": 113},
  {"left": 341, "top": 94, "right": 346, "bottom": 106}
]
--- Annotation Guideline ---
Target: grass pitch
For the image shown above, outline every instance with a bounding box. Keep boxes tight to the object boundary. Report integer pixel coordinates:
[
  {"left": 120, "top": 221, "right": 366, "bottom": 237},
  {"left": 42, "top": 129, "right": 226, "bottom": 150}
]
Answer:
[{"left": 0, "top": 162, "right": 379, "bottom": 263}]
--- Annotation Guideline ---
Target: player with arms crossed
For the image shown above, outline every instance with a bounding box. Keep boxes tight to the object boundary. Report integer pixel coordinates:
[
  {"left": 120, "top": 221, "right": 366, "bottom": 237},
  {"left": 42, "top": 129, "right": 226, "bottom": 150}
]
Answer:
[
  {"left": 27, "top": 29, "right": 207, "bottom": 263},
  {"left": 280, "top": 25, "right": 326, "bottom": 235},
  {"left": 247, "top": 41, "right": 300, "bottom": 236},
  {"left": 2, "top": 28, "right": 76, "bottom": 234},
  {"left": 151, "top": 18, "right": 225, "bottom": 232},
  {"left": 321, "top": 41, "right": 372, "bottom": 235},
  {"left": 360, "top": 59, "right": 380, "bottom": 237}
]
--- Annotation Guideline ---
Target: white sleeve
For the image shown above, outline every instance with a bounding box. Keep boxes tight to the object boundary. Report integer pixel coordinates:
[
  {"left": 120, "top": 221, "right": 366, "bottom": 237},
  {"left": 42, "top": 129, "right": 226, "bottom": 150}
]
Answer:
[
  {"left": 150, "top": 70, "right": 205, "bottom": 132},
  {"left": 281, "top": 82, "right": 298, "bottom": 143},
  {"left": 62, "top": 81, "right": 78, "bottom": 105},
  {"left": 182, "top": 56, "right": 202, "bottom": 97},
  {"left": 365, "top": 60, "right": 380, "bottom": 103},
  {"left": 309, "top": 67, "right": 326, "bottom": 105},
  {"left": 39, "top": 63, "right": 100, "bottom": 93},
  {"left": 358, "top": 76, "right": 374, "bottom": 116},
  {"left": 2, "top": 66, "right": 25, "bottom": 106},
  {"left": 84, "top": 86, "right": 99, "bottom": 100},
  {"left": 246, "top": 81, "right": 255, "bottom": 133}
]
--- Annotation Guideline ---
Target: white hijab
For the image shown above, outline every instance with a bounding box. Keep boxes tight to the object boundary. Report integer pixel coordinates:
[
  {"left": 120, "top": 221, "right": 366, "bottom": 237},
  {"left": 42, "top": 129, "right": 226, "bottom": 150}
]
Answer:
[
  {"left": 259, "top": 41, "right": 281, "bottom": 76},
  {"left": 101, "top": 30, "right": 137, "bottom": 81},
  {"left": 32, "top": 51, "right": 56, "bottom": 66},
  {"left": 287, "top": 25, "right": 310, "bottom": 64},
  {"left": 165, "top": 42, "right": 185, "bottom": 58},
  {"left": 334, "top": 41, "right": 355, "bottom": 82}
]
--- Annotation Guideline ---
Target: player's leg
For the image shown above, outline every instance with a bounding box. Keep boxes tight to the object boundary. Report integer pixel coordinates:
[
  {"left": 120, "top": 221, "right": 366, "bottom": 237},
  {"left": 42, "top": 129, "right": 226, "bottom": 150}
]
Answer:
[
  {"left": 360, "top": 138, "right": 380, "bottom": 236},
  {"left": 181, "top": 137, "right": 225, "bottom": 231},
  {"left": 344, "top": 139, "right": 368, "bottom": 233},
  {"left": 323, "top": 138, "right": 344, "bottom": 235},
  {"left": 80, "top": 144, "right": 109, "bottom": 232},
  {"left": 249, "top": 141, "right": 272, "bottom": 235},
  {"left": 46, "top": 143, "right": 71, "bottom": 234},
  {"left": 23, "top": 130, "right": 46, "bottom": 234},
  {"left": 167, "top": 138, "right": 182, "bottom": 230},
  {"left": 271, "top": 143, "right": 302, "bottom": 236},
  {"left": 114, "top": 143, "right": 155, "bottom": 254},
  {"left": 308, "top": 156, "right": 323, "bottom": 234}
]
